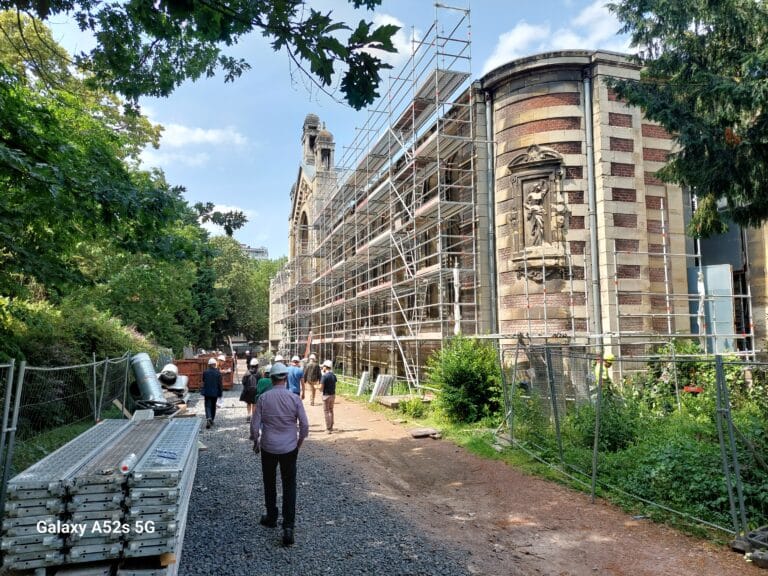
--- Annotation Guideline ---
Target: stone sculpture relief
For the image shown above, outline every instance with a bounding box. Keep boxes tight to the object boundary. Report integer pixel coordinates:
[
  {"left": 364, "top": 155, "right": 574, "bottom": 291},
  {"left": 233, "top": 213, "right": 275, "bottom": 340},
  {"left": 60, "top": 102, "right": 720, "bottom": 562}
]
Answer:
[
  {"left": 505, "top": 145, "right": 569, "bottom": 282},
  {"left": 524, "top": 179, "right": 549, "bottom": 246}
]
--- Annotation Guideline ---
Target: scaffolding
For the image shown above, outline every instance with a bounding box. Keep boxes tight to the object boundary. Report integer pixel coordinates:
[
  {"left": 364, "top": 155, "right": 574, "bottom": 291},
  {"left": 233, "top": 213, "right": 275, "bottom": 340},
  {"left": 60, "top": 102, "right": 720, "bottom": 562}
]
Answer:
[
  {"left": 304, "top": 4, "right": 475, "bottom": 387},
  {"left": 512, "top": 193, "right": 756, "bottom": 364},
  {"left": 269, "top": 26, "right": 760, "bottom": 386}
]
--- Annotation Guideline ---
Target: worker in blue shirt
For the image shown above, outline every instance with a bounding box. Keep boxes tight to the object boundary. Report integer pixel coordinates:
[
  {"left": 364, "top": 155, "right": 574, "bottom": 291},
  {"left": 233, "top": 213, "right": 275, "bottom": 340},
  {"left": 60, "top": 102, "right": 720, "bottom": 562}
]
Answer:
[{"left": 287, "top": 355, "right": 304, "bottom": 397}]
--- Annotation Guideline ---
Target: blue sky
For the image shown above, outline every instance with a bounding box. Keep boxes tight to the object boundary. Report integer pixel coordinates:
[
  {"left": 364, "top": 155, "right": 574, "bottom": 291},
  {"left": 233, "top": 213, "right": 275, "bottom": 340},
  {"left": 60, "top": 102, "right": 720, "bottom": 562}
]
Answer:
[{"left": 49, "top": 1, "right": 631, "bottom": 259}]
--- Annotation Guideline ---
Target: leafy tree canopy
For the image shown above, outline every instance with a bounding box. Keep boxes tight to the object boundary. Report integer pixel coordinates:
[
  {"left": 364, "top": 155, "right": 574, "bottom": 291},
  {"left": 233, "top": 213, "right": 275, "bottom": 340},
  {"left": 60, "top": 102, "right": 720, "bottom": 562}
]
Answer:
[
  {"left": 607, "top": 0, "right": 768, "bottom": 237},
  {"left": 195, "top": 201, "right": 247, "bottom": 237},
  {"left": 2, "top": 0, "right": 399, "bottom": 110},
  {"left": 208, "top": 236, "right": 284, "bottom": 343}
]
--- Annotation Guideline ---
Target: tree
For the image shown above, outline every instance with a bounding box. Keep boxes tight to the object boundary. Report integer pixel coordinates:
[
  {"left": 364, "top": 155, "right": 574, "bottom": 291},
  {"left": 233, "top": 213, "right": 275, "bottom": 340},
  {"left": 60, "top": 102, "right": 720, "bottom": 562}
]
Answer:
[
  {"left": 208, "top": 236, "right": 283, "bottom": 343},
  {"left": 195, "top": 201, "right": 247, "bottom": 237},
  {"left": 1, "top": 1, "right": 399, "bottom": 110},
  {"left": 607, "top": 0, "right": 768, "bottom": 237}
]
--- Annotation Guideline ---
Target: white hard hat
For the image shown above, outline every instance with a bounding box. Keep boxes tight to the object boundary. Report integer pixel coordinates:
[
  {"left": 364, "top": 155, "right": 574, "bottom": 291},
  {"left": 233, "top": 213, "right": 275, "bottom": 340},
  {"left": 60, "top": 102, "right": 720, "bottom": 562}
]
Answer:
[
  {"left": 263, "top": 364, "right": 272, "bottom": 375},
  {"left": 161, "top": 363, "right": 178, "bottom": 376},
  {"left": 217, "top": 354, "right": 226, "bottom": 361},
  {"left": 291, "top": 355, "right": 300, "bottom": 362},
  {"left": 249, "top": 358, "right": 259, "bottom": 367},
  {"left": 309, "top": 353, "right": 317, "bottom": 361},
  {"left": 274, "top": 354, "right": 285, "bottom": 363},
  {"left": 207, "top": 357, "right": 217, "bottom": 365},
  {"left": 322, "top": 360, "right": 333, "bottom": 369}
]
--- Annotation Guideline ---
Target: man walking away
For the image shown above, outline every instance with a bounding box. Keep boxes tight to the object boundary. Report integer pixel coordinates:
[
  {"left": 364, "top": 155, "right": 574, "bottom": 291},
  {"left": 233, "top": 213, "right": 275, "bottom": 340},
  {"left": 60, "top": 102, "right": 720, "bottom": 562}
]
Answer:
[
  {"left": 287, "top": 355, "right": 304, "bottom": 397},
  {"left": 303, "top": 354, "right": 321, "bottom": 406},
  {"left": 201, "top": 357, "right": 223, "bottom": 429},
  {"left": 320, "top": 360, "right": 337, "bottom": 433},
  {"left": 251, "top": 362, "right": 309, "bottom": 547},
  {"left": 240, "top": 358, "right": 260, "bottom": 422}
]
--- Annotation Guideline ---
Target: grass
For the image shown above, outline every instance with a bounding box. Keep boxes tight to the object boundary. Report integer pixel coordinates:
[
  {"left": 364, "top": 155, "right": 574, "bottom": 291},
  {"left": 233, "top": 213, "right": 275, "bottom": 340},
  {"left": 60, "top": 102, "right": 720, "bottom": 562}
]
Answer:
[{"left": 10, "top": 405, "right": 126, "bottom": 475}]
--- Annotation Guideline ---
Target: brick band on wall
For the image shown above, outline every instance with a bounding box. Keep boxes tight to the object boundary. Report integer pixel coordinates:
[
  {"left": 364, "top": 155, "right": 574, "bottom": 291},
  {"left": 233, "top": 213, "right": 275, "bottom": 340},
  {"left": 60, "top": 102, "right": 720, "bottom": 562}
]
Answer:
[
  {"left": 502, "top": 117, "right": 581, "bottom": 140},
  {"left": 502, "top": 93, "right": 581, "bottom": 116},
  {"left": 609, "top": 112, "right": 633, "bottom": 127}
]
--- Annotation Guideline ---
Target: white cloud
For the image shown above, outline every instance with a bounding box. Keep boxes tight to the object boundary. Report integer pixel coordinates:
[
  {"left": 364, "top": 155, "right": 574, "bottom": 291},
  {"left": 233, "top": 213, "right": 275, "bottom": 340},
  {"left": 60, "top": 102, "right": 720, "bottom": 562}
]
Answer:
[
  {"left": 367, "top": 13, "right": 421, "bottom": 69},
  {"left": 160, "top": 123, "right": 248, "bottom": 148},
  {"left": 481, "top": 1, "right": 631, "bottom": 75},
  {"left": 482, "top": 22, "right": 551, "bottom": 75},
  {"left": 138, "top": 121, "right": 250, "bottom": 169},
  {"left": 140, "top": 149, "right": 210, "bottom": 168}
]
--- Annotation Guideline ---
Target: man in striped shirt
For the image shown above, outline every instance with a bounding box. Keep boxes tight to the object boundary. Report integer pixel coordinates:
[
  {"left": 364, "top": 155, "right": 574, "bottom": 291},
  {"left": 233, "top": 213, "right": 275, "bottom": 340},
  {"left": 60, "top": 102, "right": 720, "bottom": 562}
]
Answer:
[{"left": 251, "top": 362, "right": 309, "bottom": 547}]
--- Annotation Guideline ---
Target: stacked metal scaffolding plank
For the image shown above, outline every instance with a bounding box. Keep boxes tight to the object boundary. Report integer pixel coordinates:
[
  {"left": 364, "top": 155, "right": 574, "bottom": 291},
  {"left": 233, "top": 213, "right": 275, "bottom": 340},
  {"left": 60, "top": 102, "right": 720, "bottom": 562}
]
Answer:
[
  {"left": 66, "top": 419, "right": 168, "bottom": 565},
  {"left": 1, "top": 417, "right": 201, "bottom": 574},
  {"left": 121, "top": 418, "right": 200, "bottom": 569},
  {"left": 2, "top": 419, "right": 130, "bottom": 570}
]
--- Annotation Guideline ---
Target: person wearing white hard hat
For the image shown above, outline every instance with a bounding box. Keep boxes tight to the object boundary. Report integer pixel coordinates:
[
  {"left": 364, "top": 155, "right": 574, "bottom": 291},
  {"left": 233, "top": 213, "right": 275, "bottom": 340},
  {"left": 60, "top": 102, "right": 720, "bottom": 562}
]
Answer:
[
  {"left": 303, "top": 354, "right": 321, "bottom": 406},
  {"left": 286, "top": 355, "right": 304, "bottom": 397},
  {"left": 320, "top": 360, "right": 337, "bottom": 433},
  {"left": 250, "top": 362, "right": 308, "bottom": 547},
  {"left": 201, "top": 357, "right": 223, "bottom": 429},
  {"left": 240, "top": 358, "right": 261, "bottom": 422},
  {"left": 273, "top": 354, "right": 285, "bottom": 363}
]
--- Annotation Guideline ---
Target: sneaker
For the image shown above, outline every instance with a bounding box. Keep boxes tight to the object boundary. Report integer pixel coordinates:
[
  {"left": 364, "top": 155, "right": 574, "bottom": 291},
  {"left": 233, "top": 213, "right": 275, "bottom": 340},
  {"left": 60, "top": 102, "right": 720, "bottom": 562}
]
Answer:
[
  {"left": 259, "top": 515, "right": 277, "bottom": 528},
  {"left": 282, "top": 528, "right": 294, "bottom": 546},
  {"left": 246, "top": 416, "right": 251, "bottom": 423},
  {"left": 206, "top": 419, "right": 212, "bottom": 429}
]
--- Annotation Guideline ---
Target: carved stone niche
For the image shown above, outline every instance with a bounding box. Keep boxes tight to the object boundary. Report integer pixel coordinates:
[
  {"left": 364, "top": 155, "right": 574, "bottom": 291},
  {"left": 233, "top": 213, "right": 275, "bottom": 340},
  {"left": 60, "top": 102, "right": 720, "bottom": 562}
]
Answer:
[{"left": 504, "top": 145, "right": 569, "bottom": 283}]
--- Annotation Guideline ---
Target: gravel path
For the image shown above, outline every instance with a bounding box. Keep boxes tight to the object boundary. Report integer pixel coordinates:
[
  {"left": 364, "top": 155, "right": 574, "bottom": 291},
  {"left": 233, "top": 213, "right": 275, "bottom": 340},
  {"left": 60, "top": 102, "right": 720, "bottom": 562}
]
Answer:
[{"left": 177, "top": 390, "right": 471, "bottom": 576}]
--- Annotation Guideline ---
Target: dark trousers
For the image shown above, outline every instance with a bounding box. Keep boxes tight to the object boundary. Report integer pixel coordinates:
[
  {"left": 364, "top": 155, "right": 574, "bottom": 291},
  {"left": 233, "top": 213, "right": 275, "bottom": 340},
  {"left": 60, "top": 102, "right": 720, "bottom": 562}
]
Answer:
[
  {"left": 203, "top": 396, "right": 218, "bottom": 422},
  {"left": 260, "top": 448, "right": 298, "bottom": 528}
]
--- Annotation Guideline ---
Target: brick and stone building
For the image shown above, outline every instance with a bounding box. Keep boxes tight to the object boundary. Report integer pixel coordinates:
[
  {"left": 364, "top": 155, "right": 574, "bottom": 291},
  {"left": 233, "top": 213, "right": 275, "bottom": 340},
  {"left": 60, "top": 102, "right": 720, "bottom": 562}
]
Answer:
[{"left": 270, "top": 44, "right": 759, "bottom": 382}]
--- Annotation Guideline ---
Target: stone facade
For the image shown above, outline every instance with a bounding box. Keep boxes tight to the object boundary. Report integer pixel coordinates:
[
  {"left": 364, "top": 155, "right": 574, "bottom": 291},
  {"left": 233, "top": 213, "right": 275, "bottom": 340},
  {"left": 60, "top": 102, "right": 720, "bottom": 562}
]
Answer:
[
  {"left": 481, "top": 51, "right": 691, "bottom": 355},
  {"left": 271, "top": 49, "right": 761, "bottom": 372}
]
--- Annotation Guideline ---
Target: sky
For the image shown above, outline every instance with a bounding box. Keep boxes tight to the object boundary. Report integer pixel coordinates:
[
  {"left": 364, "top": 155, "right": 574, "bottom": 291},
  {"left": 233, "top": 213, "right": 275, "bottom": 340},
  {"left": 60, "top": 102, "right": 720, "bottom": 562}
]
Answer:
[{"left": 48, "top": 0, "right": 632, "bottom": 260}]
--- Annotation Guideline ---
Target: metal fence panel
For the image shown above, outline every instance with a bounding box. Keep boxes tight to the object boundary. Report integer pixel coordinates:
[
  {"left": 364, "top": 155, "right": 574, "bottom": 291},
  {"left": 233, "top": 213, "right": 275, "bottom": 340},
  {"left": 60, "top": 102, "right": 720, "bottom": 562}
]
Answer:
[
  {"left": 503, "top": 344, "right": 768, "bottom": 536},
  {"left": 0, "top": 356, "right": 133, "bottom": 527}
]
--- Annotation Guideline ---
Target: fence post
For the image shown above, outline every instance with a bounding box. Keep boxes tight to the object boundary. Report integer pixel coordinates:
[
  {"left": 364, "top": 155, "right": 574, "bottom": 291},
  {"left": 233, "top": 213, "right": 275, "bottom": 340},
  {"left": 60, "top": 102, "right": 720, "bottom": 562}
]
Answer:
[
  {"left": 670, "top": 342, "right": 681, "bottom": 411},
  {"left": 0, "top": 361, "right": 26, "bottom": 526},
  {"left": 508, "top": 344, "right": 521, "bottom": 443},
  {"left": 97, "top": 358, "right": 109, "bottom": 422},
  {"left": 92, "top": 353, "right": 98, "bottom": 423},
  {"left": 714, "top": 355, "right": 748, "bottom": 535},
  {"left": 590, "top": 347, "right": 605, "bottom": 504},
  {"left": 544, "top": 347, "right": 564, "bottom": 463},
  {"left": 123, "top": 353, "right": 131, "bottom": 418},
  {"left": 0, "top": 359, "right": 16, "bottom": 527}
]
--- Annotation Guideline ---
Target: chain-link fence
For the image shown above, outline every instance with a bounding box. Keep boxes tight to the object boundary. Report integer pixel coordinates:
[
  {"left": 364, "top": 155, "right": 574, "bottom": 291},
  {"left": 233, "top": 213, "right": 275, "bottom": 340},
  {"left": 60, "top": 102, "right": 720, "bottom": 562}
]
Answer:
[
  {"left": 0, "top": 354, "right": 140, "bottom": 523},
  {"left": 501, "top": 344, "right": 768, "bottom": 537}
]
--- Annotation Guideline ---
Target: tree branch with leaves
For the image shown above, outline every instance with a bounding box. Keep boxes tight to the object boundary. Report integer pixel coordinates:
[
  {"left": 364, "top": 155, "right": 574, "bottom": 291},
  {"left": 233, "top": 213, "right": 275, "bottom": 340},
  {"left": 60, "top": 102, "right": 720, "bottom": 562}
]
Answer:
[
  {"left": 1, "top": 0, "right": 399, "bottom": 110},
  {"left": 607, "top": 0, "right": 768, "bottom": 237}
]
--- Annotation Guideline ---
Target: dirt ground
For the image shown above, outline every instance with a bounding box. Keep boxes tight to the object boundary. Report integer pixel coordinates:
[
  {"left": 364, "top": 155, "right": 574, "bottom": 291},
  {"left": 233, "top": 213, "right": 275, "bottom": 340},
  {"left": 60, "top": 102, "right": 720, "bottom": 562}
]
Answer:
[{"left": 307, "top": 394, "right": 761, "bottom": 576}]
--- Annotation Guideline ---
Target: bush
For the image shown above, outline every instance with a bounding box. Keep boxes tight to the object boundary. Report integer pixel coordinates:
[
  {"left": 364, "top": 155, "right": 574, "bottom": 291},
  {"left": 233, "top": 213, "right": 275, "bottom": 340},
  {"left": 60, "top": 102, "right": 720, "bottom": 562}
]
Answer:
[
  {"left": 602, "top": 416, "right": 732, "bottom": 526},
  {"left": 0, "top": 296, "right": 158, "bottom": 365},
  {"left": 426, "top": 335, "right": 501, "bottom": 423},
  {"left": 564, "top": 395, "right": 642, "bottom": 452},
  {"left": 398, "top": 396, "right": 428, "bottom": 419}
]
